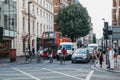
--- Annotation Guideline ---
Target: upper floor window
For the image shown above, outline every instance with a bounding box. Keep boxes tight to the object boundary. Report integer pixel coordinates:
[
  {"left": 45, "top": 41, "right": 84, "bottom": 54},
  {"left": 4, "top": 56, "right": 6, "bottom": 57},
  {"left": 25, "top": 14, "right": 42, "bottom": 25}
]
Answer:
[
  {"left": 43, "top": 1, "right": 45, "bottom": 7},
  {"left": 23, "top": 17, "right": 25, "bottom": 32},
  {"left": 37, "top": 22, "right": 39, "bottom": 35},
  {"left": 23, "top": 0, "right": 25, "bottom": 8},
  {"left": 43, "top": 11, "right": 45, "bottom": 18},
  {"left": 33, "top": 21, "right": 35, "bottom": 34},
  {"left": 37, "top": 8, "right": 39, "bottom": 15},
  {"left": 40, "top": 9, "right": 42, "bottom": 17},
  {"left": 32, "top": 5, "right": 35, "bottom": 13}
]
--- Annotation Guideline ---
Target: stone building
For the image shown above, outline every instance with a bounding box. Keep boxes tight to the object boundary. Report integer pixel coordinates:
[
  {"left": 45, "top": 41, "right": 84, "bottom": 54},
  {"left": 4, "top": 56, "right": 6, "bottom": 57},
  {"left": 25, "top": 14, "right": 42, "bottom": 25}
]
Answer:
[
  {"left": 0, "top": 0, "right": 17, "bottom": 57},
  {"left": 17, "top": 0, "right": 54, "bottom": 56}
]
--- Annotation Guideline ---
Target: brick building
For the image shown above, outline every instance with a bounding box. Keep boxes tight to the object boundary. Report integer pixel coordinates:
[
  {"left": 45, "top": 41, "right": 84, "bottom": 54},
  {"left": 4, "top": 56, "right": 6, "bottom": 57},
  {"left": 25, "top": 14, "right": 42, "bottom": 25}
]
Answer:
[{"left": 112, "top": 0, "right": 120, "bottom": 25}]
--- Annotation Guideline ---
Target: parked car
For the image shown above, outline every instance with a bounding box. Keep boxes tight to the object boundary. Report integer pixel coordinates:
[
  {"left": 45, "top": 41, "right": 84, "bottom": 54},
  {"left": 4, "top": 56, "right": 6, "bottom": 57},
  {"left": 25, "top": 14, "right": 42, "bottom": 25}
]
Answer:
[{"left": 71, "top": 48, "right": 90, "bottom": 63}]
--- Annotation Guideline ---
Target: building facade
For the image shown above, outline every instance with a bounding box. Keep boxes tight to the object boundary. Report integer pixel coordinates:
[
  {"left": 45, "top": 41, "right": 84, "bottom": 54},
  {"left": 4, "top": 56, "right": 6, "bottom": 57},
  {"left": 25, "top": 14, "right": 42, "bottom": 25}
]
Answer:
[
  {"left": 17, "top": 0, "right": 54, "bottom": 56},
  {"left": 0, "top": 0, "right": 17, "bottom": 57},
  {"left": 112, "top": 0, "right": 120, "bottom": 26},
  {"left": 112, "top": 0, "right": 120, "bottom": 55}
]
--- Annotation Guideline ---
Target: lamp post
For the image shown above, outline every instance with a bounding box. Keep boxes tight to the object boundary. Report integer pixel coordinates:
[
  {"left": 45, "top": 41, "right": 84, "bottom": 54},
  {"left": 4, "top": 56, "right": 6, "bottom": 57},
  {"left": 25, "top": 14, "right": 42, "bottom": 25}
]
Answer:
[{"left": 28, "top": 2, "right": 32, "bottom": 51}]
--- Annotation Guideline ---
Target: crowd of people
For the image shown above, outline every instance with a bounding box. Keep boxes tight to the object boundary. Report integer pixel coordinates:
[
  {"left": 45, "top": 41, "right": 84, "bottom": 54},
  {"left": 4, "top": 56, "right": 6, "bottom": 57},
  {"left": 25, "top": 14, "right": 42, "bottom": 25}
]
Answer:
[
  {"left": 91, "top": 46, "right": 118, "bottom": 70},
  {"left": 24, "top": 45, "right": 118, "bottom": 70},
  {"left": 24, "top": 47, "right": 67, "bottom": 64}
]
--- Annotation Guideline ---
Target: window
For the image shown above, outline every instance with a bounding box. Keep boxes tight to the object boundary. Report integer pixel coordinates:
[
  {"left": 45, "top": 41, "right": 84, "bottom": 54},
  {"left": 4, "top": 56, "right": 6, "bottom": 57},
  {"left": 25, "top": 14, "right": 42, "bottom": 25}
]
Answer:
[
  {"left": 43, "top": 32, "right": 55, "bottom": 38},
  {"left": 23, "top": 0, "right": 25, "bottom": 8},
  {"left": 46, "top": 13, "right": 48, "bottom": 21},
  {"left": 32, "top": 5, "right": 34, "bottom": 13},
  {"left": 43, "top": 1, "right": 45, "bottom": 7},
  {"left": 23, "top": 17, "right": 25, "bottom": 32},
  {"left": 37, "top": 22, "right": 39, "bottom": 35},
  {"left": 43, "top": 11, "right": 45, "bottom": 18},
  {"left": 40, "top": 9, "right": 42, "bottom": 17},
  {"left": 40, "top": 24, "right": 42, "bottom": 35},
  {"left": 33, "top": 21, "right": 35, "bottom": 33},
  {"left": 43, "top": 25, "right": 45, "bottom": 32},
  {"left": 37, "top": 8, "right": 39, "bottom": 15},
  {"left": 40, "top": 0, "right": 42, "bottom": 5}
]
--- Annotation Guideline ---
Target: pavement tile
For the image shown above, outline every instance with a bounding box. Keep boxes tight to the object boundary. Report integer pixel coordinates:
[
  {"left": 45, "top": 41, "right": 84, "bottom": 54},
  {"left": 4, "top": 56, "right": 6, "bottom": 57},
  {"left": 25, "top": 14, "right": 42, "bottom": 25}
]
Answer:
[{"left": 95, "top": 55, "right": 120, "bottom": 72}]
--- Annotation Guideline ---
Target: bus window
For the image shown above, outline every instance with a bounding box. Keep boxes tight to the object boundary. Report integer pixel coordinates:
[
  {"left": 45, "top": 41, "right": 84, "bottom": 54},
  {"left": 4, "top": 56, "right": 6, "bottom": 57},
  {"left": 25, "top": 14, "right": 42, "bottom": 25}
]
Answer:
[{"left": 43, "top": 32, "right": 55, "bottom": 38}]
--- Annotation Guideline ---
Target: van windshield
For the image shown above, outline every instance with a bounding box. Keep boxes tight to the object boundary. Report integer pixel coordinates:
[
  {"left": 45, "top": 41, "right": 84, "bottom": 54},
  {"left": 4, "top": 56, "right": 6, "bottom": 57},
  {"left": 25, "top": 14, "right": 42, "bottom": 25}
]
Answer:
[
  {"left": 58, "top": 45, "right": 72, "bottom": 50},
  {"left": 88, "top": 46, "right": 97, "bottom": 52}
]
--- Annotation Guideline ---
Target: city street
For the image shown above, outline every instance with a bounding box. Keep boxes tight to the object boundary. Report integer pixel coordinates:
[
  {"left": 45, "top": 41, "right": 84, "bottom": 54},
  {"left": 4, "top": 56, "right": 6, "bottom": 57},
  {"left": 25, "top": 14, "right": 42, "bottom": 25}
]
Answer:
[{"left": 0, "top": 59, "right": 120, "bottom": 80}]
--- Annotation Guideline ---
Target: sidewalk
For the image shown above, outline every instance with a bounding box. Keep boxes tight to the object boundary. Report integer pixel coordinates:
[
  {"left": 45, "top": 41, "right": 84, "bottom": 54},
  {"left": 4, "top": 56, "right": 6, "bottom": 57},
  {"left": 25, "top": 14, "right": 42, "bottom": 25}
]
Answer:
[
  {"left": 0, "top": 56, "right": 29, "bottom": 67},
  {"left": 95, "top": 55, "right": 120, "bottom": 73}
]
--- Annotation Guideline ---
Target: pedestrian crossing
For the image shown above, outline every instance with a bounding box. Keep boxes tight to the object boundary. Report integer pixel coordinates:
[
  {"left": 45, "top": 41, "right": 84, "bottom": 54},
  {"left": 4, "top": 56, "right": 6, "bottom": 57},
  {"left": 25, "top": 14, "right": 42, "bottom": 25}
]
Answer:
[{"left": 0, "top": 65, "right": 92, "bottom": 80}]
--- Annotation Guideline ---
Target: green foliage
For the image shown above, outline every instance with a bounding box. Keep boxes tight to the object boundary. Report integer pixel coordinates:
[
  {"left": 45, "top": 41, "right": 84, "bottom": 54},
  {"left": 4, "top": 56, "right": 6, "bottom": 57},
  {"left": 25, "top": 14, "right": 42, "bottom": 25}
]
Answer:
[{"left": 56, "top": 3, "right": 90, "bottom": 41}]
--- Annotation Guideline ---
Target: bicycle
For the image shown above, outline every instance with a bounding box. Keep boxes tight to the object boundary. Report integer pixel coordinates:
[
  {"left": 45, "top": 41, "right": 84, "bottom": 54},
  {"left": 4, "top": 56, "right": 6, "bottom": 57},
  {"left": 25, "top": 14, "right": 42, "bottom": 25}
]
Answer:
[
  {"left": 37, "top": 54, "right": 43, "bottom": 63},
  {"left": 59, "top": 53, "right": 66, "bottom": 64}
]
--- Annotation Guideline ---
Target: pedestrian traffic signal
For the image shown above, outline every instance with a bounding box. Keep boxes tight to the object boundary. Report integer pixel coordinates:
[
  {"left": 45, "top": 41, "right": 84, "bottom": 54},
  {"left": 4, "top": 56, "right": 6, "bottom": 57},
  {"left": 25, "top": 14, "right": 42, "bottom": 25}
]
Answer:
[
  {"left": 0, "top": 27, "right": 3, "bottom": 42},
  {"left": 103, "top": 22, "right": 109, "bottom": 39}
]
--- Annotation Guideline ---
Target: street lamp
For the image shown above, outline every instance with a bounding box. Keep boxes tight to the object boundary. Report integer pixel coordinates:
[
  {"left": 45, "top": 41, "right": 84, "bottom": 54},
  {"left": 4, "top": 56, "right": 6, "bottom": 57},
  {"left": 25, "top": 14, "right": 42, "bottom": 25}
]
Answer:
[{"left": 28, "top": 1, "right": 32, "bottom": 52}]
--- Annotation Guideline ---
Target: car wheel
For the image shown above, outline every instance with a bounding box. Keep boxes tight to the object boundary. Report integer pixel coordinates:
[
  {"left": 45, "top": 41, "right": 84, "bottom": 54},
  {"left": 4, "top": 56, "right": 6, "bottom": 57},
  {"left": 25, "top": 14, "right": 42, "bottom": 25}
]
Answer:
[{"left": 71, "top": 60, "right": 75, "bottom": 63}]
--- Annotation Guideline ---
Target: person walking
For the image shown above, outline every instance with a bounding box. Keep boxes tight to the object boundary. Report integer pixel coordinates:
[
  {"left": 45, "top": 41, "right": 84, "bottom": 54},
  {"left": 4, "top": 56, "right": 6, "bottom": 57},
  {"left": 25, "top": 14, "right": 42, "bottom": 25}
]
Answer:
[
  {"left": 109, "top": 46, "right": 115, "bottom": 70},
  {"left": 98, "top": 49, "right": 103, "bottom": 68},
  {"left": 92, "top": 47, "right": 98, "bottom": 64},
  {"left": 48, "top": 47, "right": 53, "bottom": 63},
  {"left": 25, "top": 48, "right": 30, "bottom": 63}
]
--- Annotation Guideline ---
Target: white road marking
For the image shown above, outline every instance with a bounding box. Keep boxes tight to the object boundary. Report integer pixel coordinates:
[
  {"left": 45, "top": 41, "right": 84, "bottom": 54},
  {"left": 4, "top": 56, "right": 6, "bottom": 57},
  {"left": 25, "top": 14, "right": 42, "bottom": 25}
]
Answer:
[
  {"left": 91, "top": 65, "right": 101, "bottom": 72},
  {"left": 13, "top": 68, "right": 41, "bottom": 80},
  {"left": 85, "top": 70, "right": 94, "bottom": 80},
  {"left": 43, "top": 68, "right": 84, "bottom": 80}
]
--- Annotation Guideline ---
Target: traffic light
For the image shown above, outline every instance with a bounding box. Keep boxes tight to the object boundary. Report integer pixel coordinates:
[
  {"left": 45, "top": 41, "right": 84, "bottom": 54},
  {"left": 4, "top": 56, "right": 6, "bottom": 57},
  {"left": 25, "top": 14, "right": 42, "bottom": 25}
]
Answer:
[
  {"left": 103, "top": 22, "right": 109, "bottom": 39},
  {"left": 0, "top": 27, "right": 3, "bottom": 42}
]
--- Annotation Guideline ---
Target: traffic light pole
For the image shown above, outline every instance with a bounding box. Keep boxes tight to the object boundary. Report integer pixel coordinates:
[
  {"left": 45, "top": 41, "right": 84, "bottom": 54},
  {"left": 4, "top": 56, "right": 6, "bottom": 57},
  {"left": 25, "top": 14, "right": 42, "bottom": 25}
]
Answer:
[{"left": 106, "top": 39, "right": 107, "bottom": 49}]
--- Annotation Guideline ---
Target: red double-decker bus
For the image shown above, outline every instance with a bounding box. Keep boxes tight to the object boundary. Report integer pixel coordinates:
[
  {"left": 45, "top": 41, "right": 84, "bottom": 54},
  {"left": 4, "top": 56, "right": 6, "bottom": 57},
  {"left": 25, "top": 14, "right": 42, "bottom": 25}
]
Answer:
[{"left": 42, "top": 31, "right": 71, "bottom": 58}]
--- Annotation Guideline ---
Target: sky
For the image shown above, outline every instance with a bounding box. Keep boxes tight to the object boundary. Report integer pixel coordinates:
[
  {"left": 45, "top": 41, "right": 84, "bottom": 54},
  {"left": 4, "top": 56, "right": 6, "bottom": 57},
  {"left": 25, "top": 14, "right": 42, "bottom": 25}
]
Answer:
[{"left": 79, "top": 0, "right": 112, "bottom": 39}]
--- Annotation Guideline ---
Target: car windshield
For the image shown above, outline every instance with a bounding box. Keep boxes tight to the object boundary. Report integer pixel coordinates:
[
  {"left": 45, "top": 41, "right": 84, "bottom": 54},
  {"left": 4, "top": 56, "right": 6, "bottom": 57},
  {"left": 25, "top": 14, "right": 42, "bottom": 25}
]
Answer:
[
  {"left": 75, "top": 49, "right": 86, "bottom": 54},
  {"left": 58, "top": 45, "right": 72, "bottom": 50}
]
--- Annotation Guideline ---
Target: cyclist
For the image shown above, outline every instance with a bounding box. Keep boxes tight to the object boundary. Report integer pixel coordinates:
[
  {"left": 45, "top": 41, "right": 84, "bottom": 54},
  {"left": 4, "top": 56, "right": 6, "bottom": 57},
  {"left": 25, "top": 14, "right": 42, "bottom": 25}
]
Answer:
[
  {"left": 37, "top": 47, "right": 43, "bottom": 63},
  {"left": 61, "top": 48, "right": 67, "bottom": 64},
  {"left": 48, "top": 47, "right": 53, "bottom": 63}
]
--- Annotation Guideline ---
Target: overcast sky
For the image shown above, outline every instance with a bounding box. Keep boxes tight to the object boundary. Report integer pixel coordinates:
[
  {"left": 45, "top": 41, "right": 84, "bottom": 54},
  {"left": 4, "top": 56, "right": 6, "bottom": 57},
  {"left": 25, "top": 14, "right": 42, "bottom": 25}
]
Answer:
[{"left": 79, "top": 0, "right": 112, "bottom": 39}]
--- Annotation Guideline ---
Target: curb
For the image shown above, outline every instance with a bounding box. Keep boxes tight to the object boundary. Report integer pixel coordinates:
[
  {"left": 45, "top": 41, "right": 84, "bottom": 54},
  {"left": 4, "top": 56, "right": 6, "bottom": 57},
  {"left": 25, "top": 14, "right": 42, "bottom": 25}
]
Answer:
[{"left": 94, "top": 64, "right": 120, "bottom": 73}]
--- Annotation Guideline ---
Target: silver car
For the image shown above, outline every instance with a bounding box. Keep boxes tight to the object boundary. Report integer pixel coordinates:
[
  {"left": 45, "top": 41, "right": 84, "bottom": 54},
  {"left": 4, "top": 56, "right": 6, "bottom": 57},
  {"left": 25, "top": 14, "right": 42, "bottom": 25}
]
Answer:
[{"left": 71, "top": 48, "right": 90, "bottom": 63}]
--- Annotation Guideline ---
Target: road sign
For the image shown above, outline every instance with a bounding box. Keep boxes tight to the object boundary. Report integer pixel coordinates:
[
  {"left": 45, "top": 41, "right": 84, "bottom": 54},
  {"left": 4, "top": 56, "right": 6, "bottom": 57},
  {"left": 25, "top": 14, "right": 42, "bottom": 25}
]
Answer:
[{"left": 112, "top": 26, "right": 120, "bottom": 40}]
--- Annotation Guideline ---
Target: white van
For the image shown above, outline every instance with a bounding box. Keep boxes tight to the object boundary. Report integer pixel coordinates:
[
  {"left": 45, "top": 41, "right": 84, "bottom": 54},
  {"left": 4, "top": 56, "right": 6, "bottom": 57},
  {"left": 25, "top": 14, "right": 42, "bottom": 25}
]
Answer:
[
  {"left": 57, "top": 42, "right": 76, "bottom": 60},
  {"left": 87, "top": 44, "right": 99, "bottom": 57}
]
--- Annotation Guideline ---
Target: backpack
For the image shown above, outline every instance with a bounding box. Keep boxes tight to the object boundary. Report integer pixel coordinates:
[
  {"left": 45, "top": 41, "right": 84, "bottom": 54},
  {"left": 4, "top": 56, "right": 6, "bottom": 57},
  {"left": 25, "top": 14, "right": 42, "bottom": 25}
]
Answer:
[{"left": 114, "top": 48, "right": 117, "bottom": 53}]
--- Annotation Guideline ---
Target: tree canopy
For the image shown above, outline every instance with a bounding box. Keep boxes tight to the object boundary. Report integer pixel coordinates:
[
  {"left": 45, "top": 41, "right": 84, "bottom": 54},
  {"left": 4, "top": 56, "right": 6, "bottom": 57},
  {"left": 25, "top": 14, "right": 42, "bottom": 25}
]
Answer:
[{"left": 56, "top": 3, "right": 90, "bottom": 41}]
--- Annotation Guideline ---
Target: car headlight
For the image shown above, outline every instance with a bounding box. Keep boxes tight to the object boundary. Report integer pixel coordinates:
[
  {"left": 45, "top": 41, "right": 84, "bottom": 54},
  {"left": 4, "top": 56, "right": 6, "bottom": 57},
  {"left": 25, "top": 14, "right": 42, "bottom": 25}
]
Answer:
[{"left": 82, "top": 55, "right": 87, "bottom": 58}]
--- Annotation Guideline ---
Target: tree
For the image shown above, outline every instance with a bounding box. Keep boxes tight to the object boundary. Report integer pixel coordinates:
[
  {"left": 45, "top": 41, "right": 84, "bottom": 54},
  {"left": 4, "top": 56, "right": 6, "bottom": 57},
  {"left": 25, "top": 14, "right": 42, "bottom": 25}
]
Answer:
[{"left": 56, "top": 3, "right": 90, "bottom": 41}]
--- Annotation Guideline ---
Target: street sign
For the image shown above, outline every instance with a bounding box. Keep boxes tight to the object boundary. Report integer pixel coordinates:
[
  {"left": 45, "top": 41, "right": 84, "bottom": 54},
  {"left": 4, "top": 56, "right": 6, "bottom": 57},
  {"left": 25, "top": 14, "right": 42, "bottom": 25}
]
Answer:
[{"left": 112, "top": 26, "right": 120, "bottom": 40}]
